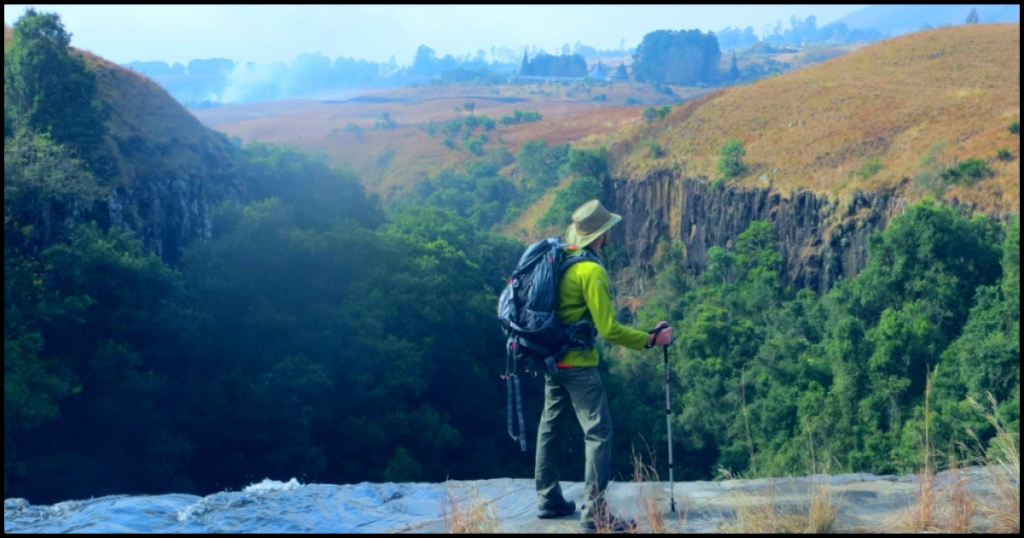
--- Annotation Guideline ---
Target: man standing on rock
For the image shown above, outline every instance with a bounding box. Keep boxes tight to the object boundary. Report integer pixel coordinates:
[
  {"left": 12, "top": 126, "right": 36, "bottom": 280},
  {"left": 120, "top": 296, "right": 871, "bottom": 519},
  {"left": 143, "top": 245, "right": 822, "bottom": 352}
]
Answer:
[{"left": 535, "top": 199, "right": 673, "bottom": 533}]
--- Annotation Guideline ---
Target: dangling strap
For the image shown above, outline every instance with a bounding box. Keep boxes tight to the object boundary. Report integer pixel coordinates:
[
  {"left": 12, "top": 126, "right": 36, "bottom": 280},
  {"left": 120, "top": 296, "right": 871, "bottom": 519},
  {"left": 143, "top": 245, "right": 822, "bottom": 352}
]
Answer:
[
  {"left": 504, "top": 337, "right": 528, "bottom": 452},
  {"left": 506, "top": 374, "right": 516, "bottom": 443},
  {"left": 513, "top": 374, "right": 527, "bottom": 452}
]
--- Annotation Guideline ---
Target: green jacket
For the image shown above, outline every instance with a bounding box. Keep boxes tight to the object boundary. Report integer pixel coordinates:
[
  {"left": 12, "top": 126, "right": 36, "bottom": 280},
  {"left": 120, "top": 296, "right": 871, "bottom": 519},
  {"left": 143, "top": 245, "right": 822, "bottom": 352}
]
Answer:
[{"left": 556, "top": 247, "right": 649, "bottom": 367}]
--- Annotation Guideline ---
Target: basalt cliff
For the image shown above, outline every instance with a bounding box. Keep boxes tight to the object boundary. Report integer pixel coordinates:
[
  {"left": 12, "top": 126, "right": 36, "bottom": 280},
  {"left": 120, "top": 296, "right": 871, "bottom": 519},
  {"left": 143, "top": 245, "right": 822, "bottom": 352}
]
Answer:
[{"left": 608, "top": 173, "right": 908, "bottom": 294}]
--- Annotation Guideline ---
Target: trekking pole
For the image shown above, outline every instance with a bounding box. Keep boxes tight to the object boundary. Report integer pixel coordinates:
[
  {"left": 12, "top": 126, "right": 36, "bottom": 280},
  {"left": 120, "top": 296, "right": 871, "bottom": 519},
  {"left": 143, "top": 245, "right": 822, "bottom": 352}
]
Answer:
[{"left": 663, "top": 343, "right": 676, "bottom": 514}]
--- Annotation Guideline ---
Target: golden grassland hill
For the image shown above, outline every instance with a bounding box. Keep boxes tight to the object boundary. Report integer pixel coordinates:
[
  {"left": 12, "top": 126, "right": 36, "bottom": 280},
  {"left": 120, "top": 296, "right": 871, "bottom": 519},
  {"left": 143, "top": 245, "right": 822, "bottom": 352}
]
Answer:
[
  {"left": 6, "top": 23, "right": 242, "bottom": 262},
  {"left": 612, "top": 24, "right": 1020, "bottom": 214},
  {"left": 5, "top": 25, "right": 237, "bottom": 189}
]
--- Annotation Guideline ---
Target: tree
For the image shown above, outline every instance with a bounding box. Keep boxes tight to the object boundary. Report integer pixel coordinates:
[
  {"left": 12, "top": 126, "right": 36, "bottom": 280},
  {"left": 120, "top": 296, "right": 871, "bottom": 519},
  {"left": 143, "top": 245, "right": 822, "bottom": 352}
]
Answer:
[
  {"left": 965, "top": 7, "right": 980, "bottom": 24},
  {"left": 520, "top": 49, "right": 529, "bottom": 75},
  {"left": 615, "top": 63, "right": 628, "bottom": 81},
  {"left": 729, "top": 52, "right": 740, "bottom": 81},
  {"left": 516, "top": 139, "right": 570, "bottom": 197},
  {"left": 565, "top": 147, "right": 610, "bottom": 180},
  {"left": 632, "top": 29, "right": 721, "bottom": 86},
  {"left": 538, "top": 177, "right": 605, "bottom": 229},
  {"left": 464, "top": 102, "right": 475, "bottom": 116},
  {"left": 521, "top": 53, "right": 588, "bottom": 77},
  {"left": 4, "top": 8, "right": 107, "bottom": 159},
  {"left": 4, "top": 133, "right": 106, "bottom": 255},
  {"left": 412, "top": 45, "right": 437, "bottom": 76}
]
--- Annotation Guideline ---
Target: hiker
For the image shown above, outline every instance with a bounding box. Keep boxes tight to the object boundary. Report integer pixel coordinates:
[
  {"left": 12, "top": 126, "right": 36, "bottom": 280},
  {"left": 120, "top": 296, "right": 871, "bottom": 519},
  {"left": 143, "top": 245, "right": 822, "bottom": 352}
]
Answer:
[{"left": 535, "top": 199, "right": 673, "bottom": 533}]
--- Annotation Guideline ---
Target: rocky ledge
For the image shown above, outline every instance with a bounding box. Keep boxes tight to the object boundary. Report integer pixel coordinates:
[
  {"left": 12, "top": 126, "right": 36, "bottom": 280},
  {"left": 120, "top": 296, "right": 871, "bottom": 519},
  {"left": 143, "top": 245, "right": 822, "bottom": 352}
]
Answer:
[{"left": 4, "top": 467, "right": 1014, "bottom": 533}]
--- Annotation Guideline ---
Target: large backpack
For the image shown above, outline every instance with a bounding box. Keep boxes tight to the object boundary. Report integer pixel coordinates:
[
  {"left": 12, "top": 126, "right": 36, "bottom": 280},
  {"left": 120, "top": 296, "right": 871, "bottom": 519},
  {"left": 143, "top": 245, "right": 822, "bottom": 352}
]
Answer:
[{"left": 497, "top": 237, "right": 601, "bottom": 451}]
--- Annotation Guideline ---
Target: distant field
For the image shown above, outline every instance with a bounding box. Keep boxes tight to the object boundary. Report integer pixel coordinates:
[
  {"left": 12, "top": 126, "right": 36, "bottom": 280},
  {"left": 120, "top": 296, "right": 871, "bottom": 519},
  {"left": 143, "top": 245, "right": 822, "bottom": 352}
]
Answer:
[{"left": 192, "top": 82, "right": 690, "bottom": 200}]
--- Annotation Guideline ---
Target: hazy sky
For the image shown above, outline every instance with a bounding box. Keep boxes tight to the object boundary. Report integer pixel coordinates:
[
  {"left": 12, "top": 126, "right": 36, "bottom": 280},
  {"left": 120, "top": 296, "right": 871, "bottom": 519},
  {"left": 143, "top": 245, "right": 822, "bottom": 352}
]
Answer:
[{"left": 4, "top": 5, "right": 866, "bottom": 66}]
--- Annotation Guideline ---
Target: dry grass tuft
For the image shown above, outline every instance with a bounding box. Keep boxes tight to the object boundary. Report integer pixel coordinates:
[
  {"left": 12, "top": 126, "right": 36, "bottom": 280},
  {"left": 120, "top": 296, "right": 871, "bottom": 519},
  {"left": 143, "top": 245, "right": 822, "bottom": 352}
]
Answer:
[
  {"left": 941, "top": 459, "right": 976, "bottom": 534},
  {"left": 719, "top": 471, "right": 841, "bottom": 534},
  {"left": 630, "top": 451, "right": 689, "bottom": 534},
  {"left": 891, "top": 390, "right": 1019, "bottom": 534},
  {"left": 441, "top": 486, "right": 502, "bottom": 534},
  {"left": 971, "top": 396, "right": 1020, "bottom": 534},
  {"left": 892, "top": 463, "right": 940, "bottom": 533},
  {"left": 890, "top": 367, "right": 944, "bottom": 533}
]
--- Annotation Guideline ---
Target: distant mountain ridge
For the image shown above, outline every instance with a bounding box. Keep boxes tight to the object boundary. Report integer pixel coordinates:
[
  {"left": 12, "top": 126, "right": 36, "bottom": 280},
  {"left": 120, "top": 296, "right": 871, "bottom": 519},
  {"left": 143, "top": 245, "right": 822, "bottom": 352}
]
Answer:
[{"left": 835, "top": 4, "right": 1020, "bottom": 36}]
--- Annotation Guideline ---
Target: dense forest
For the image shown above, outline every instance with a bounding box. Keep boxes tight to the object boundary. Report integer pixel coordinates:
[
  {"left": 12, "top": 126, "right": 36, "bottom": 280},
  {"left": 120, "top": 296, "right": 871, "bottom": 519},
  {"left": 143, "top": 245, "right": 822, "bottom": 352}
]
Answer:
[{"left": 4, "top": 9, "right": 1020, "bottom": 506}]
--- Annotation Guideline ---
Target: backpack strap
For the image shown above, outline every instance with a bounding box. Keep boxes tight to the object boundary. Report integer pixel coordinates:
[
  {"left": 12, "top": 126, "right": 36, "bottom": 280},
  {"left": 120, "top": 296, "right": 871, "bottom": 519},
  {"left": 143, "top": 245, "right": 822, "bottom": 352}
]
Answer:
[
  {"left": 555, "top": 247, "right": 605, "bottom": 276},
  {"left": 556, "top": 248, "right": 604, "bottom": 355}
]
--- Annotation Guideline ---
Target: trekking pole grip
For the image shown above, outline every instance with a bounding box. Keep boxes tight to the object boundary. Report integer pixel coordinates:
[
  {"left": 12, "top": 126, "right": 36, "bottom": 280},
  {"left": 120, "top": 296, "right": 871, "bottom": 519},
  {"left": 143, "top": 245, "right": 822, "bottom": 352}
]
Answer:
[{"left": 646, "top": 324, "right": 668, "bottom": 350}]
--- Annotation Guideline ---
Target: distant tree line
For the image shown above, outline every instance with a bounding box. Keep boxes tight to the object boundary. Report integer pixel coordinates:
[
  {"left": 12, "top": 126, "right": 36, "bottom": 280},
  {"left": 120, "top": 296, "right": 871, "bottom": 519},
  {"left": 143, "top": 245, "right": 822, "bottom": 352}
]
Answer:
[
  {"left": 409, "top": 45, "right": 490, "bottom": 77},
  {"left": 127, "top": 44, "right": 503, "bottom": 105},
  {"left": 760, "top": 16, "right": 884, "bottom": 48},
  {"left": 519, "top": 52, "right": 588, "bottom": 77}
]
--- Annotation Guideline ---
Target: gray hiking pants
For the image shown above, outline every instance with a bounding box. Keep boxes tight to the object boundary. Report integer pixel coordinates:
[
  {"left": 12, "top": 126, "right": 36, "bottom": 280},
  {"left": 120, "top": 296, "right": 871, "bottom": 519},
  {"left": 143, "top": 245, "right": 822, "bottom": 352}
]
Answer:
[{"left": 535, "top": 366, "right": 612, "bottom": 525}]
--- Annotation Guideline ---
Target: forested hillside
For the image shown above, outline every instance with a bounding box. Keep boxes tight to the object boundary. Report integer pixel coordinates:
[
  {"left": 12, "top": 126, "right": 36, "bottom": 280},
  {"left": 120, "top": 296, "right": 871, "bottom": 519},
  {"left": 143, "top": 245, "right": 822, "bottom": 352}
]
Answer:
[
  {"left": 4, "top": 12, "right": 528, "bottom": 503},
  {"left": 4, "top": 12, "right": 1019, "bottom": 509}
]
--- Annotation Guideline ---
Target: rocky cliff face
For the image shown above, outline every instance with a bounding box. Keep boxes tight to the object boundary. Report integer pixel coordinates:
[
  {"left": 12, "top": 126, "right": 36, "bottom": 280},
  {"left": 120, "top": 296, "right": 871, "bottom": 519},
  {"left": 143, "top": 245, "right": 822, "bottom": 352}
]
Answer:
[
  {"left": 607, "top": 171, "right": 910, "bottom": 295},
  {"left": 83, "top": 51, "right": 244, "bottom": 265},
  {"left": 105, "top": 141, "right": 240, "bottom": 266}
]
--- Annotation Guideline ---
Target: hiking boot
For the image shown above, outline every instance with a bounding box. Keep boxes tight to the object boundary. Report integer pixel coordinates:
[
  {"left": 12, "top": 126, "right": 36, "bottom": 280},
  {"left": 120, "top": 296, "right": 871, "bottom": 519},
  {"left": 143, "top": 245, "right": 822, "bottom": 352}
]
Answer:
[
  {"left": 537, "top": 498, "right": 576, "bottom": 519},
  {"left": 581, "top": 515, "right": 636, "bottom": 534}
]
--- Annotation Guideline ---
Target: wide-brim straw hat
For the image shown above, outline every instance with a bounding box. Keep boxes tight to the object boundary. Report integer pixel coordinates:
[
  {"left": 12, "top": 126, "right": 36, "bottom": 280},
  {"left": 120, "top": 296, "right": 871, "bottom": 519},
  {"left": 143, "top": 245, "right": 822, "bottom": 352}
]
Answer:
[{"left": 565, "top": 200, "right": 622, "bottom": 248}]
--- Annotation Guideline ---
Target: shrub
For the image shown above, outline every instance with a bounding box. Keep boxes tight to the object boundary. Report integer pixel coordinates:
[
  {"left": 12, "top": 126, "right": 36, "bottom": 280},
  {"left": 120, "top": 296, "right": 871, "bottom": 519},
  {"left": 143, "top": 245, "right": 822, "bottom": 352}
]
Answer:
[
  {"left": 642, "top": 106, "right": 671, "bottom": 123},
  {"left": 940, "top": 158, "right": 993, "bottom": 186},
  {"left": 996, "top": 148, "right": 1012, "bottom": 162},
  {"left": 1010, "top": 121, "right": 1020, "bottom": 135},
  {"left": 717, "top": 138, "right": 747, "bottom": 180},
  {"left": 373, "top": 112, "right": 397, "bottom": 130},
  {"left": 648, "top": 142, "right": 665, "bottom": 158},
  {"left": 498, "top": 110, "right": 540, "bottom": 127},
  {"left": 851, "top": 158, "right": 884, "bottom": 180},
  {"left": 420, "top": 121, "right": 438, "bottom": 137},
  {"left": 464, "top": 134, "right": 488, "bottom": 156}
]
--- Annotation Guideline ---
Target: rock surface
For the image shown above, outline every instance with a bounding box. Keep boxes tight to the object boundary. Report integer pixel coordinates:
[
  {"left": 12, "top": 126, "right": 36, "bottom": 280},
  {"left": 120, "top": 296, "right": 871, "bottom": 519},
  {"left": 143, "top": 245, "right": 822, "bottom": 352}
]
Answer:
[{"left": 4, "top": 468, "right": 1009, "bottom": 533}]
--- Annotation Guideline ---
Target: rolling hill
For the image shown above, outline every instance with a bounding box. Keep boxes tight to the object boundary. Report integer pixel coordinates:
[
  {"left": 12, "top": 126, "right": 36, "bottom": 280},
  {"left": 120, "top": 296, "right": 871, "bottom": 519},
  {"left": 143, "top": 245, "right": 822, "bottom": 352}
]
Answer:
[{"left": 612, "top": 23, "right": 1020, "bottom": 214}]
